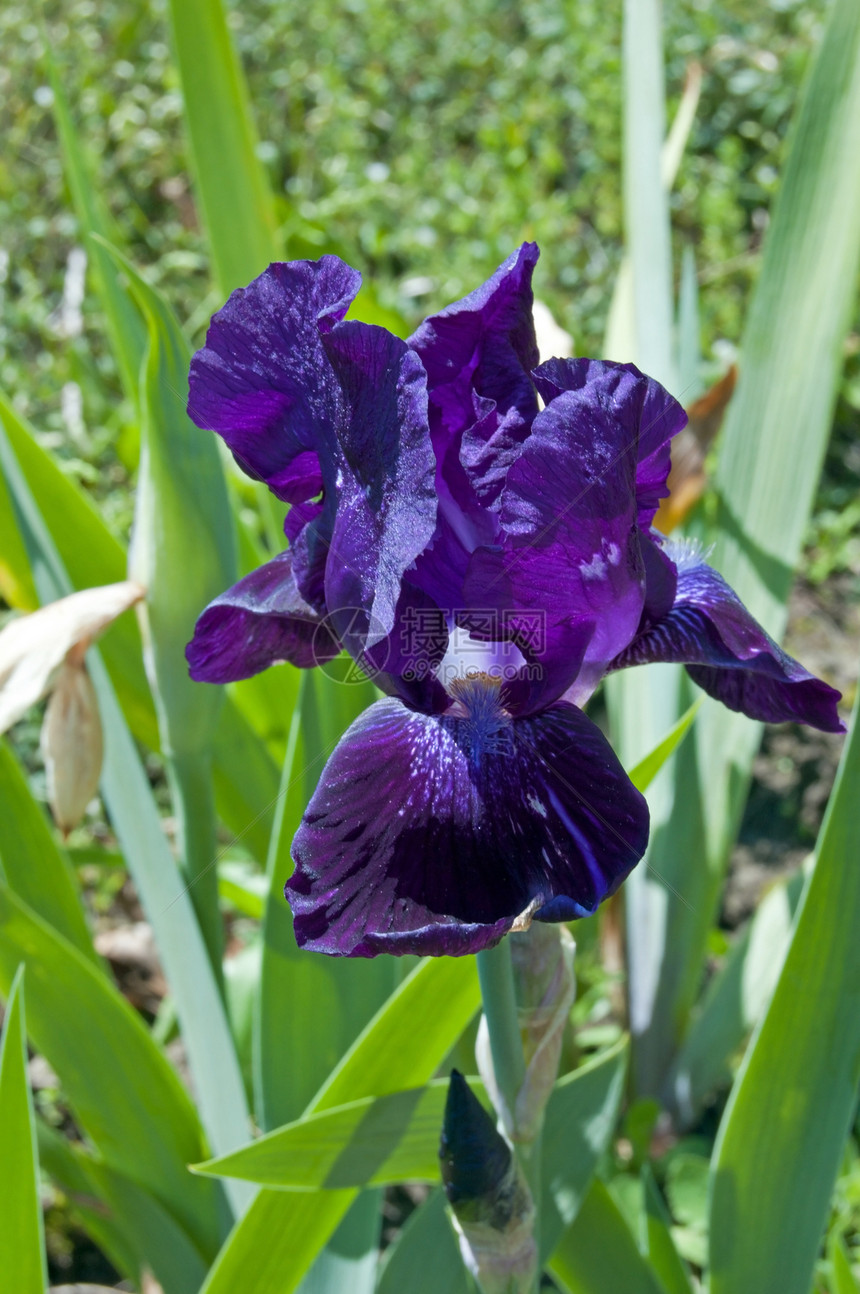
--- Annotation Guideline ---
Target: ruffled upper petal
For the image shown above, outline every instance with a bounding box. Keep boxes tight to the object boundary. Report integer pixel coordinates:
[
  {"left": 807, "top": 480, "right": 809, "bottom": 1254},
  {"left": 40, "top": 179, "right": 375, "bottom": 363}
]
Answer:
[
  {"left": 186, "top": 550, "right": 339, "bottom": 683},
  {"left": 409, "top": 244, "right": 541, "bottom": 445},
  {"left": 460, "top": 400, "right": 534, "bottom": 512},
  {"left": 188, "top": 257, "right": 360, "bottom": 502},
  {"left": 319, "top": 320, "right": 438, "bottom": 653},
  {"left": 533, "top": 358, "right": 687, "bottom": 530},
  {"left": 286, "top": 690, "right": 649, "bottom": 957},
  {"left": 464, "top": 376, "right": 647, "bottom": 700},
  {"left": 396, "top": 247, "right": 544, "bottom": 617},
  {"left": 610, "top": 557, "right": 845, "bottom": 732}
]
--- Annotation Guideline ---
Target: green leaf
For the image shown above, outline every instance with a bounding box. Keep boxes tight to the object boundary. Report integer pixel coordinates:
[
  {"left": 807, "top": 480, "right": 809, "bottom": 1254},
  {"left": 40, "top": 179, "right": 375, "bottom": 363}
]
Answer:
[
  {"left": 0, "top": 394, "right": 280, "bottom": 863},
  {"left": 0, "top": 462, "right": 38, "bottom": 610},
  {"left": 224, "top": 939, "right": 261, "bottom": 1100},
  {"left": 676, "top": 245, "right": 701, "bottom": 402},
  {"left": 195, "top": 1081, "right": 475, "bottom": 1189},
  {"left": 619, "top": 0, "right": 675, "bottom": 391},
  {"left": 667, "top": 863, "right": 808, "bottom": 1123},
  {"left": 0, "top": 737, "right": 95, "bottom": 961},
  {"left": 0, "top": 392, "right": 157, "bottom": 748},
  {"left": 627, "top": 701, "right": 701, "bottom": 795},
  {"left": 314, "top": 952, "right": 481, "bottom": 1114},
  {"left": 548, "top": 1178, "right": 667, "bottom": 1294},
  {"left": 376, "top": 1188, "right": 473, "bottom": 1294},
  {"left": 605, "top": 53, "right": 700, "bottom": 377},
  {"left": 661, "top": 62, "right": 702, "bottom": 192},
  {"left": 100, "top": 240, "right": 237, "bottom": 972},
  {"left": 211, "top": 697, "right": 280, "bottom": 865},
  {"left": 540, "top": 1038, "right": 629, "bottom": 1260},
  {"left": 197, "top": 1039, "right": 625, "bottom": 1241},
  {"left": 709, "top": 684, "right": 860, "bottom": 1294},
  {"left": 255, "top": 671, "right": 395, "bottom": 1134},
  {"left": 605, "top": 0, "right": 691, "bottom": 1063},
  {"left": 204, "top": 947, "right": 482, "bottom": 1294},
  {"left": 166, "top": 0, "right": 280, "bottom": 294},
  {"left": 829, "top": 1235, "right": 860, "bottom": 1294},
  {"left": 618, "top": 0, "right": 860, "bottom": 1097},
  {"left": 0, "top": 970, "right": 46, "bottom": 1294},
  {"left": 0, "top": 422, "right": 253, "bottom": 1219},
  {"left": 0, "top": 885, "right": 222, "bottom": 1261},
  {"left": 299, "top": 1192, "right": 382, "bottom": 1294},
  {"left": 641, "top": 1165, "right": 695, "bottom": 1294},
  {"left": 200, "top": 1191, "right": 358, "bottom": 1294},
  {"left": 45, "top": 54, "right": 147, "bottom": 406},
  {"left": 37, "top": 1119, "right": 141, "bottom": 1285},
  {"left": 663, "top": 1153, "right": 708, "bottom": 1269},
  {"left": 37, "top": 1120, "right": 208, "bottom": 1294},
  {"left": 100, "top": 240, "right": 236, "bottom": 757},
  {"left": 90, "top": 653, "right": 255, "bottom": 1218},
  {"left": 219, "top": 861, "right": 268, "bottom": 920},
  {"left": 83, "top": 1161, "right": 213, "bottom": 1294}
]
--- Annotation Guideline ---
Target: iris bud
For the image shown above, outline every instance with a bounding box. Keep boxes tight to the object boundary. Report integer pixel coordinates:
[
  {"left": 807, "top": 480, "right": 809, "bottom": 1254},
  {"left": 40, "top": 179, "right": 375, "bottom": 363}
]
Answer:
[{"left": 439, "top": 1070, "right": 537, "bottom": 1294}]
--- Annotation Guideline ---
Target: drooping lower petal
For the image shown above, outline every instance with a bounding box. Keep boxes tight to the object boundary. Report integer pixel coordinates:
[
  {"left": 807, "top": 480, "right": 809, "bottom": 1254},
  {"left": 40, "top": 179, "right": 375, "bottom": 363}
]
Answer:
[
  {"left": 609, "top": 558, "right": 845, "bottom": 732},
  {"left": 186, "top": 551, "right": 339, "bottom": 682},
  {"left": 286, "top": 692, "right": 649, "bottom": 957},
  {"left": 284, "top": 496, "right": 329, "bottom": 612},
  {"left": 187, "top": 257, "right": 360, "bottom": 501}
]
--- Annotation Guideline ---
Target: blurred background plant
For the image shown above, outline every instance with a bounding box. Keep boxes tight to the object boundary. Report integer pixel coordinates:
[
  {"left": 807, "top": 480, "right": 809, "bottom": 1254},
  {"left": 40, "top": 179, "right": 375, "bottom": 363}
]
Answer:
[
  {"left": 0, "top": 0, "right": 858, "bottom": 1291},
  {"left": 3, "top": 0, "right": 857, "bottom": 584}
]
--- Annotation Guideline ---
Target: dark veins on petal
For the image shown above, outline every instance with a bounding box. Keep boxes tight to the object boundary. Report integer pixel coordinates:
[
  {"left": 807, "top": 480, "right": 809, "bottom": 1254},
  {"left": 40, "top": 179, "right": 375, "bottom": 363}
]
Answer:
[
  {"left": 286, "top": 693, "right": 649, "bottom": 957},
  {"left": 464, "top": 379, "right": 646, "bottom": 691},
  {"left": 405, "top": 244, "right": 544, "bottom": 611}
]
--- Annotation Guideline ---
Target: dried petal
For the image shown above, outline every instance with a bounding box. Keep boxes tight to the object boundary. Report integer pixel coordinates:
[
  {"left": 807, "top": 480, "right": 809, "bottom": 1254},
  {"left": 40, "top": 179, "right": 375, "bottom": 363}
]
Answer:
[
  {"left": 0, "top": 581, "right": 144, "bottom": 733},
  {"left": 41, "top": 660, "right": 103, "bottom": 834}
]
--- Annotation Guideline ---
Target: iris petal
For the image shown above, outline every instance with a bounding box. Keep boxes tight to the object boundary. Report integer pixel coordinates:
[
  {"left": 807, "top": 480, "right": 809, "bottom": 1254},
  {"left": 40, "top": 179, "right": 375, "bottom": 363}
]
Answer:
[
  {"left": 320, "top": 320, "right": 438, "bottom": 652},
  {"left": 610, "top": 559, "right": 845, "bottom": 732},
  {"left": 464, "top": 376, "right": 647, "bottom": 698},
  {"left": 410, "top": 243, "right": 541, "bottom": 448},
  {"left": 186, "top": 551, "right": 339, "bottom": 682},
  {"left": 533, "top": 358, "right": 687, "bottom": 529},
  {"left": 460, "top": 401, "right": 534, "bottom": 511},
  {"left": 286, "top": 694, "right": 649, "bottom": 957},
  {"left": 187, "top": 257, "right": 360, "bottom": 502}
]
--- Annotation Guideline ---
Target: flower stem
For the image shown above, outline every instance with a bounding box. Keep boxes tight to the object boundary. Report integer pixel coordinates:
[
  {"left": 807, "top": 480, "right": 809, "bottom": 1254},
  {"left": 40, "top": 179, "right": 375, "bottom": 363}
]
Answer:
[
  {"left": 476, "top": 938, "right": 541, "bottom": 1291},
  {"left": 476, "top": 939, "right": 525, "bottom": 1120}
]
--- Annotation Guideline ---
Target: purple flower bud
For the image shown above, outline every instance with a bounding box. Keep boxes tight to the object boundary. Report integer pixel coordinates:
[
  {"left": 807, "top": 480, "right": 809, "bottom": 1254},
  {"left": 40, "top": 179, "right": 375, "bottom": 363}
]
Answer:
[{"left": 439, "top": 1070, "right": 537, "bottom": 1294}]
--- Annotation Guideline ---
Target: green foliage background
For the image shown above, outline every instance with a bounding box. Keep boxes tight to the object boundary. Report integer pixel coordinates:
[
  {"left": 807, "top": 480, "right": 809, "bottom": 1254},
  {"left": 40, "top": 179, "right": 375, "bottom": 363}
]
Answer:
[
  {"left": 0, "top": 6, "right": 843, "bottom": 402},
  {"left": 3, "top": 0, "right": 857, "bottom": 574}
]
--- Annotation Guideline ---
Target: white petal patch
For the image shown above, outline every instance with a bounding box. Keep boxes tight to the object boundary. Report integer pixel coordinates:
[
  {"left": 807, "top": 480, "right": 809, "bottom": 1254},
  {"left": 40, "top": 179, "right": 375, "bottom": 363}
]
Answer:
[{"left": 579, "top": 552, "right": 607, "bottom": 581}]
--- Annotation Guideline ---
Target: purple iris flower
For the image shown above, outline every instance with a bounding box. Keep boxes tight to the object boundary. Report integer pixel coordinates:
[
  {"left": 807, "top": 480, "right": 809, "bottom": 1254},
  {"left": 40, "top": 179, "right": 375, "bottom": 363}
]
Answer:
[{"left": 186, "top": 244, "right": 844, "bottom": 958}]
